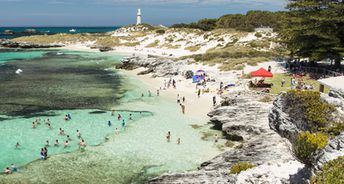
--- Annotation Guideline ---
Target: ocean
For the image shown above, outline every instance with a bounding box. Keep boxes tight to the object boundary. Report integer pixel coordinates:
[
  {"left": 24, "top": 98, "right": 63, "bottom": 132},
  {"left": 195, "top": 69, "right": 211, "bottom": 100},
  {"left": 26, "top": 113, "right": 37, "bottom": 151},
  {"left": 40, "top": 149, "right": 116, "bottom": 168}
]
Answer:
[
  {"left": 0, "top": 48, "right": 220, "bottom": 183},
  {"left": 0, "top": 27, "right": 120, "bottom": 39}
]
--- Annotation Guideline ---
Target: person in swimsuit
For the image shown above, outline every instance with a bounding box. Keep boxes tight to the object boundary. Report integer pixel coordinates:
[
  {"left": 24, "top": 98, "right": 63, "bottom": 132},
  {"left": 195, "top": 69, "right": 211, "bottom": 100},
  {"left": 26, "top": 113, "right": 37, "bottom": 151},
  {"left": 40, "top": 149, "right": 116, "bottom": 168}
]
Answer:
[
  {"left": 166, "top": 131, "right": 171, "bottom": 142},
  {"left": 54, "top": 139, "right": 59, "bottom": 146}
]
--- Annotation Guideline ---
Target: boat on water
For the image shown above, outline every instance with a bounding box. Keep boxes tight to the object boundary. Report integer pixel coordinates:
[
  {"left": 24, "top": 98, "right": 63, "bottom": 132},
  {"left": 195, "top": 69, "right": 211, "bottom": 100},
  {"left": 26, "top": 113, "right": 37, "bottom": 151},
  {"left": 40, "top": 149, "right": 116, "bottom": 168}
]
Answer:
[
  {"left": 56, "top": 52, "right": 64, "bottom": 55},
  {"left": 69, "top": 29, "right": 76, "bottom": 33}
]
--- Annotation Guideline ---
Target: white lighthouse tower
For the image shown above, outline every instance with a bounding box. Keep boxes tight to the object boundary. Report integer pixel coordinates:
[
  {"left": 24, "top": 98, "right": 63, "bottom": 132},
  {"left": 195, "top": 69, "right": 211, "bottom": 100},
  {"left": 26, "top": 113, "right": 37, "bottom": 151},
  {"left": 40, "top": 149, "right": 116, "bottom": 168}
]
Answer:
[{"left": 136, "top": 9, "right": 142, "bottom": 25}]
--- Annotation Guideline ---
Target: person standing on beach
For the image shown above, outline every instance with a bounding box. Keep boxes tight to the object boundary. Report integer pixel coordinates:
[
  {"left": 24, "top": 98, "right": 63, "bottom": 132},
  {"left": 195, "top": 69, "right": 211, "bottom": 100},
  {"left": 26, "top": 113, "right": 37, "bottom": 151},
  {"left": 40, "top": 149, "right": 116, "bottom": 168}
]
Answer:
[
  {"left": 198, "top": 89, "right": 201, "bottom": 98},
  {"left": 180, "top": 104, "right": 185, "bottom": 114},
  {"left": 281, "top": 78, "right": 286, "bottom": 87},
  {"left": 166, "top": 131, "right": 171, "bottom": 142},
  {"left": 213, "top": 96, "right": 216, "bottom": 106},
  {"left": 182, "top": 96, "right": 185, "bottom": 103}
]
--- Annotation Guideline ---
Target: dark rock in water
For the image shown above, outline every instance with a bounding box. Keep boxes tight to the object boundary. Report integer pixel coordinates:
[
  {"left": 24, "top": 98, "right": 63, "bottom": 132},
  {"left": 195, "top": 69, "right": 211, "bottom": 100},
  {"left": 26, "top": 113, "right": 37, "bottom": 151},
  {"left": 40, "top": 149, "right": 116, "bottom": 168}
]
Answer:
[
  {"left": 0, "top": 40, "right": 64, "bottom": 48},
  {"left": 137, "top": 68, "right": 154, "bottom": 75},
  {"left": 99, "top": 47, "right": 113, "bottom": 52},
  {"left": 89, "top": 110, "right": 107, "bottom": 114}
]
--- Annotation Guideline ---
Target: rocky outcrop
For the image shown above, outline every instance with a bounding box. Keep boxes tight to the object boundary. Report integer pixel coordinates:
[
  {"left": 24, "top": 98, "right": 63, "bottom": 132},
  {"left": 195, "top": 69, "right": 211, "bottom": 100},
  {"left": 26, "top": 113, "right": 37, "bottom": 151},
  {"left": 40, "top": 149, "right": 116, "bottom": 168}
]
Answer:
[
  {"left": 116, "top": 56, "right": 187, "bottom": 77},
  {"left": 0, "top": 40, "right": 64, "bottom": 48},
  {"left": 269, "top": 89, "right": 344, "bottom": 172},
  {"left": 150, "top": 91, "right": 304, "bottom": 183}
]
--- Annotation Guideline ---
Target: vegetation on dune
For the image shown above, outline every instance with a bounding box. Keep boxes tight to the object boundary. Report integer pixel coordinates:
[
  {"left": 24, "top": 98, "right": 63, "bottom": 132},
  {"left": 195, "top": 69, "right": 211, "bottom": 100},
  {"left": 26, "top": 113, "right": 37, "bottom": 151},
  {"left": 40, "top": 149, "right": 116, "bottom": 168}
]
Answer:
[
  {"left": 185, "top": 45, "right": 201, "bottom": 52},
  {"left": 146, "top": 40, "right": 160, "bottom": 48},
  {"left": 293, "top": 131, "right": 328, "bottom": 165},
  {"left": 283, "top": 91, "right": 339, "bottom": 133},
  {"left": 229, "top": 162, "right": 256, "bottom": 174},
  {"left": 171, "top": 11, "right": 285, "bottom": 32},
  {"left": 311, "top": 156, "right": 344, "bottom": 184}
]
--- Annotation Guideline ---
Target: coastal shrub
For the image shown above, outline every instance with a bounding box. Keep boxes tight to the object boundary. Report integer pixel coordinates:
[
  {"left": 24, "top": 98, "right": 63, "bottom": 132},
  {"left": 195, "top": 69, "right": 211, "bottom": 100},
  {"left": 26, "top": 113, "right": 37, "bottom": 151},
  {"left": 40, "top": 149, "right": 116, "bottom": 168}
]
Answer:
[
  {"left": 254, "top": 32, "right": 262, "bottom": 38},
  {"left": 311, "top": 156, "right": 344, "bottom": 184},
  {"left": 284, "top": 91, "right": 337, "bottom": 132},
  {"left": 293, "top": 131, "right": 328, "bottom": 165},
  {"left": 230, "top": 162, "right": 256, "bottom": 174},
  {"left": 156, "top": 29, "right": 165, "bottom": 34},
  {"left": 146, "top": 40, "right": 160, "bottom": 48},
  {"left": 185, "top": 45, "right": 201, "bottom": 52}
]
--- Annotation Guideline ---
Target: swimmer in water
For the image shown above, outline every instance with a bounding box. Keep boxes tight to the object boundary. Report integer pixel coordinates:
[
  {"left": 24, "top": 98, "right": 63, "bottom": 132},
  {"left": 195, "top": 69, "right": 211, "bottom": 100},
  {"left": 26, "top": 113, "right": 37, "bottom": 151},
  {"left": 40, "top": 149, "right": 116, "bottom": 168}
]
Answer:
[
  {"left": 64, "top": 140, "right": 69, "bottom": 148},
  {"left": 59, "top": 128, "right": 63, "bottom": 135},
  {"left": 45, "top": 140, "right": 50, "bottom": 147},
  {"left": 122, "top": 119, "right": 126, "bottom": 128},
  {"left": 67, "top": 135, "right": 72, "bottom": 141},
  {"left": 129, "top": 114, "right": 132, "bottom": 120},
  {"left": 32, "top": 122, "right": 36, "bottom": 129},
  {"left": 108, "top": 120, "right": 112, "bottom": 127},
  {"left": 117, "top": 114, "right": 122, "bottom": 121},
  {"left": 79, "top": 139, "right": 86, "bottom": 147},
  {"left": 47, "top": 123, "right": 52, "bottom": 129},
  {"left": 54, "top": 139, "right": 59, "bottom": 146},
  {"left": 111, "top": 110, "right": 115, "bottom": 116},
  {"left": 76, "top": 130, "right": 81, "bottom": 138},
  {"left": 15, "top": 142, "right": 20, "bottom": 149},
  {"left": 166, "top": 131, "right": 171, "bottom": 142}
]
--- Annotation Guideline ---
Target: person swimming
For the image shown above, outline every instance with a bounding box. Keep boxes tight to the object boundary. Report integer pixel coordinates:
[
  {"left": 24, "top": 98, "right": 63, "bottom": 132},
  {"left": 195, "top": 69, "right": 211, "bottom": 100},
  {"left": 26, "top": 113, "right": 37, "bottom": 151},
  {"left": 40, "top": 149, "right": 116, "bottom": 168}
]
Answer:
[
  {"left": 108, "top": 120, "right": 112, "bottom": 127},
  {"left": 54, "top": 139, "right": 59, "bottom": 146},
  {"left": 79, "top": 139, "right": 86, "bottom": 147},
  {"left": 67, "top": 135, "right": 72, "bottom": 141},
  {"left": 64, "top": 140, "right": 69, "bottom": 147},
  {"left": 47, "top": 123, "right": 52, "bottom": 129},
  {"left": 45, "top": 140, "right": 50, "bottom": 147},
  {"left": 166, "top": 131, "right": 171, "bottom": 142},
  {"left": 115, "top": 128, "right": 120, "bottom": 134},
  {"left": 121, "top": 119, "right": 126, "bottom": 128},
  {"left": 117, "top": 114, "right": 122, "bottom": 121},
  {"left": 32, "top": 122, "right": 36, "bottom": 129},
  {"left": 111, "top": 110, "right": 115, "bottom": 116},
  {"left": 59, "top": 128, "right": 63, "bottom": 135},
  {"left": 15, "top": 142, "right": 20, "bottom": 149},
  {"left": 129, "top": 114, "right": 132, "bottom": 120},
  {"left": 76, "top": 130, "right": 81, "bottom": 138}
]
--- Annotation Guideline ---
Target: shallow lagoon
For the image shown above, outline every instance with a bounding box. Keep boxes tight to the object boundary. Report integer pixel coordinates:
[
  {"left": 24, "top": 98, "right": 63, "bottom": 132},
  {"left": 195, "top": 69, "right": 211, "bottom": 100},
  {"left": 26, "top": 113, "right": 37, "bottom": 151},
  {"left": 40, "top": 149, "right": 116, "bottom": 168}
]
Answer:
[{"left": 0, "top": 49, "right": 220, "bottom": 183}]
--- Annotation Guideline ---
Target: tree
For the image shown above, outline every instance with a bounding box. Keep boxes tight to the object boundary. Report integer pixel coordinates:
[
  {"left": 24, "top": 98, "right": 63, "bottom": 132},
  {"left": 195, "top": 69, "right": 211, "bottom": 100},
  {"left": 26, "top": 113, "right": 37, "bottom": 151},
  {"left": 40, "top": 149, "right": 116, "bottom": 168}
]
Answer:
[{"left": 281, "top": 0, "right": 344, "bottom": 67}]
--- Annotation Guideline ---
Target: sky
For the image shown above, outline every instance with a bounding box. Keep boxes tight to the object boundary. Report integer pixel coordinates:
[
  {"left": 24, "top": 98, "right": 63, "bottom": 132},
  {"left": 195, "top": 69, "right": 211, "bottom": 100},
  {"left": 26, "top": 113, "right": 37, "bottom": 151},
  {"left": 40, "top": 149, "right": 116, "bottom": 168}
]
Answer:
[{"left": 0, "top": 0, "right": 287, "bottom": 27}]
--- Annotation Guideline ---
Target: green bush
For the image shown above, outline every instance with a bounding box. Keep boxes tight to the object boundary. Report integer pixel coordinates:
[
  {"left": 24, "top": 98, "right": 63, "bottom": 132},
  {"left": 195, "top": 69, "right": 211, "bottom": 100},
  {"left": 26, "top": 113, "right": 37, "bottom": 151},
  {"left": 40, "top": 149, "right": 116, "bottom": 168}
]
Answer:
[
  {"left": 311, "top": 156, "right": 344, "bottom": 184},
  {"left": 156, "top": 29, "right": 165, "bottom": 34},
  {"left": 293, "top": 131, "right": 328, "bottom": 164},
  {"left": 255, "top": 32, "right": 262, "bottom": 37},
  {"left": 230, "top": 162, "right": 256, "bottom": 174},
  {"left": 285, "top": 91, "right": 337, "bottom": 132}
]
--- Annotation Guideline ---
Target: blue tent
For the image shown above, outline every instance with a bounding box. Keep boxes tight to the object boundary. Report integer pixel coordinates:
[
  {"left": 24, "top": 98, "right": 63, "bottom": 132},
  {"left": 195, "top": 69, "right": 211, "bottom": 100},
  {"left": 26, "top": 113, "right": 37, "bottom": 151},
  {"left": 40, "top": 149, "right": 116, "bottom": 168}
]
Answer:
[{"left": 192, "top": 75, "right": 204, "bottom": 83}]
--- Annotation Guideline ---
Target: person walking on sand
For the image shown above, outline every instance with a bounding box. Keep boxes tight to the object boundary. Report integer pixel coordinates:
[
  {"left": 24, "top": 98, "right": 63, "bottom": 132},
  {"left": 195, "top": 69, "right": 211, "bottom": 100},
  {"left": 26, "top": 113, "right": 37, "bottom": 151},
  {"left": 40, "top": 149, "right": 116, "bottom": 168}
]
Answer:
[
  {"left": 213, "top": 96, "right": 216, "bottom": 106},
  {"left": 180, "top": 104, "right": 185, "bottom": 114},
  {"left": 198, "top": 89, "right": 201, "bottom": 98},
  {"left": 214, "top": 134, "right": 219, "bottom": 144},
  {"left": 166, "top": 131, "right": 171, "bottom": 142}
]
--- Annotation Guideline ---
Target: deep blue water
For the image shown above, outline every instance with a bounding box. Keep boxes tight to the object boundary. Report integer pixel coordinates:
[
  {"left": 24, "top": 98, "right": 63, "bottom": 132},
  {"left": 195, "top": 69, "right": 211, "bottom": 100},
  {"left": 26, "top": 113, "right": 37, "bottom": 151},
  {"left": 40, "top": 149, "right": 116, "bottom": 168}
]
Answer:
[{"left": 0, "top": 27, "right": 120, "bottom": 39}]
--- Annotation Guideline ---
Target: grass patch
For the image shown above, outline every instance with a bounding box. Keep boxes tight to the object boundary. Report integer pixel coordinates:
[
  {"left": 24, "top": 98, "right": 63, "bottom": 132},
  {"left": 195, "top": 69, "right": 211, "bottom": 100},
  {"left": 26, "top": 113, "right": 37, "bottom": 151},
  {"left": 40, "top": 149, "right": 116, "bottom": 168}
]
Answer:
[
  {"left": 146, "top": 40, "right": 160, "bottom": 48},
  {"left": 264, "top": 73, "right": 330, "bottom": 95},
  {"left": 311, "top": 156, "right": 344, "bottom": 184},
  {"left": 185, "top": 45, "right": 201, "bottom": 52},
  {"left": 230, "top": 162, "right": 256, "bottom": 174}
]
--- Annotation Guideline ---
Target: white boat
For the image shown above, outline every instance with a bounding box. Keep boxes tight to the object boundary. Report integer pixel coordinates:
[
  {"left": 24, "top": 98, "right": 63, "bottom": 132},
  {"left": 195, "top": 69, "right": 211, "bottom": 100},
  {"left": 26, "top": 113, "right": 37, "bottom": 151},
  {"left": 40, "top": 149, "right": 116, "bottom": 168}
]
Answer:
[{"left": 69, "top": 29, "right": 76, "bottom": 33}]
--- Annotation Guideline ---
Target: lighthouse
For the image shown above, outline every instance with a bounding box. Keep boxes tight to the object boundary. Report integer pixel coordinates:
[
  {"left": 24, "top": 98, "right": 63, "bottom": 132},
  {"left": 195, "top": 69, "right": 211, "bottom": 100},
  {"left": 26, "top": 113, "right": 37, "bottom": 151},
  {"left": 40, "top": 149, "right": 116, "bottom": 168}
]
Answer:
[{"left": 136, "top": 9, "right": 142, "bottom": 25}]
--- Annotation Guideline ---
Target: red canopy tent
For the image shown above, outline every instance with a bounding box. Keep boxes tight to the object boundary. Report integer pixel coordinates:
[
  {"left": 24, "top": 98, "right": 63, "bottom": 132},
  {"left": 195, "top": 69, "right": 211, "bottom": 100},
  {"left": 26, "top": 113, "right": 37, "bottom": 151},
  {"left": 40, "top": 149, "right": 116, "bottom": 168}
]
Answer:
[{"left": 250, "top": 67, "right": 273, "bottom": 78}]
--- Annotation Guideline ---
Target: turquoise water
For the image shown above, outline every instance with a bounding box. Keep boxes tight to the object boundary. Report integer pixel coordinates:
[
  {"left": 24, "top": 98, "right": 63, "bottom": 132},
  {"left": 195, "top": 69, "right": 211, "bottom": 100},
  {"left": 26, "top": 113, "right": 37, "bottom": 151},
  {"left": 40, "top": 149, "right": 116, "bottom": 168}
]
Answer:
[
  {"left": 0, "top": 49, "right": 46, "bottom": 63},
  {"left": 0, "top": 50, "right": 220, "bottom": 183}
]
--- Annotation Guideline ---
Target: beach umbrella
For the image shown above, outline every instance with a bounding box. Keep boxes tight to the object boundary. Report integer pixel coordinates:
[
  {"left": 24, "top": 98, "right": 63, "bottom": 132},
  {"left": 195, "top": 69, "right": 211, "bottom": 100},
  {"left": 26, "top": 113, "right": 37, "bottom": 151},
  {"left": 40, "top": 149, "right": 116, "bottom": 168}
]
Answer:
[
  {"left": 250, "top": 67, "right": 273, "bottom": 78},
  {"left": 196, "top": 69, "right": 205, "bottom": 76}
]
